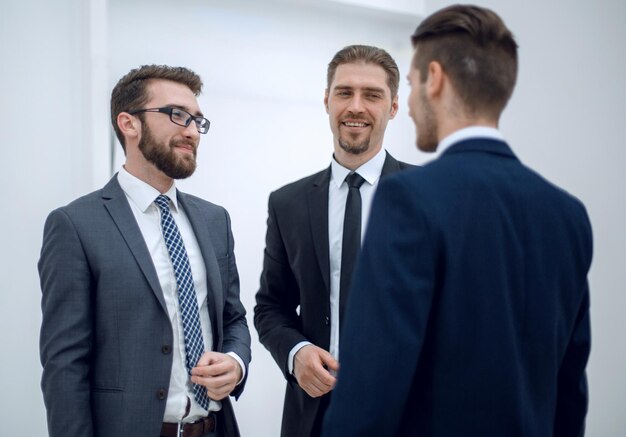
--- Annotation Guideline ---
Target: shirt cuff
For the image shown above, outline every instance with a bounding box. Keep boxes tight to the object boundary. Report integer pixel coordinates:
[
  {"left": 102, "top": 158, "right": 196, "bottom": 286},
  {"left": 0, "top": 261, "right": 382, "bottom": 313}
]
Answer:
[
  {"left": 288, "top": 341, "right": 312, "bottom": 375},
  {"left": 226, "top": 352, "right": 246, "bottom": 385}
]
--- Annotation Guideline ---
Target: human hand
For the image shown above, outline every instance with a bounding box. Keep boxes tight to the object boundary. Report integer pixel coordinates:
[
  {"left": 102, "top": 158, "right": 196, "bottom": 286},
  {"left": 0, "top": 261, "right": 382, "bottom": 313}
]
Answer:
[
  {"left": 191, "top": 351, "right": 243, "bottom": 401},
  {"left": 293, "top": 345, "right": 339, "bottom": 398}
]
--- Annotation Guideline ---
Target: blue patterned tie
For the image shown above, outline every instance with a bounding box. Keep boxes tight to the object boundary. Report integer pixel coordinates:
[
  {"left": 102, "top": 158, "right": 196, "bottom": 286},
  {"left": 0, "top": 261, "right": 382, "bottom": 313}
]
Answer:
[{"left": 154, "top": 194, "right": 210, "bottom": 411}]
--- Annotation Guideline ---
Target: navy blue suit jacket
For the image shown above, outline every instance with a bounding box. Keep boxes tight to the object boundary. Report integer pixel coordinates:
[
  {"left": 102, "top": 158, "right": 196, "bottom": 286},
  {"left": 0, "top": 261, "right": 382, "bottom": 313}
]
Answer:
[{"left": 322, "top": 139, "right": 592, "bottom": 436}]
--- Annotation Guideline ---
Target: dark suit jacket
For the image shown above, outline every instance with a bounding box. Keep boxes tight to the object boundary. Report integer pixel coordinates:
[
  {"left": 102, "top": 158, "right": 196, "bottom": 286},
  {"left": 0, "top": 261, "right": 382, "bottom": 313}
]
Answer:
[
  {"left": 254, "top": 152, "right": 413, "bottom": 437},
  {"left": 322, "top": 139, "right": 592, "bottom": 437},
  {"left": 39, "top": 175, "right": 251, "bottom": 437}
]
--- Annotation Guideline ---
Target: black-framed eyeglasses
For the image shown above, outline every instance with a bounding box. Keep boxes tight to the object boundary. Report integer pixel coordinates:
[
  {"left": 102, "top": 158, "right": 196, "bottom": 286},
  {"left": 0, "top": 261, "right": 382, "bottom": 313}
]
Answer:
[{"left": 127, "top": 107, "right": 210, "bottom": 134}]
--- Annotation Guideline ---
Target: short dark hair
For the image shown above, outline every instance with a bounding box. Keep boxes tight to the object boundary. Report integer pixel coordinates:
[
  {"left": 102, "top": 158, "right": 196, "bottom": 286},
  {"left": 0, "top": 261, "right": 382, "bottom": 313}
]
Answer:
[
  {"left": 411, "top": 4, "right": 518, "bottom": 119},
  {"left": 327, "top": 45, "right": 400, "bottom": 98},
  {"left": 110, "top": 65, "right": 203, "bottom": 150}
]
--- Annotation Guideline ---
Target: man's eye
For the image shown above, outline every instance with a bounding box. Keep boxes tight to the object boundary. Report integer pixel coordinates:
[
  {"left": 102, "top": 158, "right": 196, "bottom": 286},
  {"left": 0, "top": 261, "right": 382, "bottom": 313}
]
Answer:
[{"left": 171, "top": 109, "right": 185, "bottom": 120}]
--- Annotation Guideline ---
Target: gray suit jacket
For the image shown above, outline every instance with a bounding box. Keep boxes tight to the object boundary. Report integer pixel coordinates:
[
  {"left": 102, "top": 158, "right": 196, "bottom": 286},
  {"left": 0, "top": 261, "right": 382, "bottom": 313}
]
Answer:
[{"left": 39, "top": 175, "right": 251, "bottom": 437}]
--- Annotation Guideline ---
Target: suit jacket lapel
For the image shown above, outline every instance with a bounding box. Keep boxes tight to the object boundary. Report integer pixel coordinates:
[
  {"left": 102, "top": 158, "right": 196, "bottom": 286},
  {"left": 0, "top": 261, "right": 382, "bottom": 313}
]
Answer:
[
  {"left": 308, "top": 167, "right": 331, "bottom": 295},
  {"left": 381, "top": 151, "right": 401, "bottom": 177},
  {"left": 102, "top": 176, "right": 168, "bottom": 313},
  {"left": 177, "top": 192, "right": 221, "bottom": 347},
  {"left": 307, "top": 155, "right": 400, "bottom": 296}
]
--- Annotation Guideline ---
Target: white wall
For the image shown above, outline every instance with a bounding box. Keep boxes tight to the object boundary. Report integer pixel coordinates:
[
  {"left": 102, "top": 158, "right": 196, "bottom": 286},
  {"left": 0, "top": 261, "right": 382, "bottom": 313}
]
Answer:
[
  {"left": 0, "top": 1, "right": 108, "bottom": 435},
  {"left": 2, "top": 0, "right": 625, "bottom": 435}
]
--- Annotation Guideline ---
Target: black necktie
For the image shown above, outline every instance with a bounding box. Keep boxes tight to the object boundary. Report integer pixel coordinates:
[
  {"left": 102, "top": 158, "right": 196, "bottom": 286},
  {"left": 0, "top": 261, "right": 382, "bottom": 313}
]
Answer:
[{"left": 339, "top": 172, "right": 366, "bottom": 325}]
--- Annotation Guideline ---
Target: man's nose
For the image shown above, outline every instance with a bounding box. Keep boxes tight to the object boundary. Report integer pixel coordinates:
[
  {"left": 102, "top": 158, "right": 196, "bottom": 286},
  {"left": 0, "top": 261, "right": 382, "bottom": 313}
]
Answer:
[
  {"left": 347, "top": 94, "right": 365, "bottom": 114},
  {"left": 183, "top": 121, "right": 200, "bottom": 140}
]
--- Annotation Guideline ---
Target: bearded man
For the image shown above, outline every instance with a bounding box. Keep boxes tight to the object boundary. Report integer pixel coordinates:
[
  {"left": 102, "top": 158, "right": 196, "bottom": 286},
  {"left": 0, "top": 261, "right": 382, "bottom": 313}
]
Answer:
[
  {"left": 39, "top": 65, "right": 251, "bottom": 437},
  {"left": 253, "top": 45, "right": 414, "bottom": 437},
  {"left": 322, "top": 5, "right": 592, "bottom": 436}
]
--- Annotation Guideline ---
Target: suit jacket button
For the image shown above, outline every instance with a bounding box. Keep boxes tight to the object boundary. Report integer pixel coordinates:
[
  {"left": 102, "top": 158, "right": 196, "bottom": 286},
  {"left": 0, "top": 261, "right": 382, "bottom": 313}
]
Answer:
[
  {"left": 162, "top": 344, "right": 171, "bottom": 354},
  {"left": 324, "top": 316, "right": 330, "bottom": 326},
  {"left": 157, "top": 388, "right": 167, "bottom": 400}
]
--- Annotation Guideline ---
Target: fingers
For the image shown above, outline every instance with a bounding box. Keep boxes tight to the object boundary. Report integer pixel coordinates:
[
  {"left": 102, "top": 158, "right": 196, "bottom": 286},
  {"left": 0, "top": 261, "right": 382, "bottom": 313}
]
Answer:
[
  {"left": 191, "top": 353, "right": 242, "bottom": 400},
  {"left": 191, "top": 359, "right": 231, "bottom": 377},
  {"left": 191, "top": 371, "right": 237, "bottom": 400},
  {"left": 303, "top": 372, "right": 335, "bottom": 398},
  {"left": 194, "top": 373, "right": 235, "bottom": 400},
  {"left": 195, "top": 351, "right": 218, "bottom": 367},
  {"left": 320, "top": 350, "right": 340, "bottom": 373},
  {"left": 293, "top": 345, "right": 338, "bottom": 398}
]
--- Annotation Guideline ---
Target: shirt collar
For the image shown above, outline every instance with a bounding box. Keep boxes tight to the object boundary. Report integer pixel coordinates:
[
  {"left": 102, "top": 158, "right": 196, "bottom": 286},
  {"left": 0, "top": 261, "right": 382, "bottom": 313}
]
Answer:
[
  {"left": 438, "top": 126, "right": 505, "bottom": 154},
  {"left": 330, "top": 147, "right": 386, "bottom": 188},
  {"left": 117, "top": 166, "right": 179, "bottom": 212}
]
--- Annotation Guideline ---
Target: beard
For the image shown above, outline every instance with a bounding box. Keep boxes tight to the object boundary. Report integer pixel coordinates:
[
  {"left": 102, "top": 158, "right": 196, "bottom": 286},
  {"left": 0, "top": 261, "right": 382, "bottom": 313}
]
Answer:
[
  {"left": 138, "top": 124, "right": 197, "bottom": 179},
  {"left": 338, "top": 136, "right": 370, "bottom": 155},
  {"left": 416, "top": 88, "right": 439, "bottom": 153},
  {"left": 337, "top": 119, "right": 373, "bottom": 155}
]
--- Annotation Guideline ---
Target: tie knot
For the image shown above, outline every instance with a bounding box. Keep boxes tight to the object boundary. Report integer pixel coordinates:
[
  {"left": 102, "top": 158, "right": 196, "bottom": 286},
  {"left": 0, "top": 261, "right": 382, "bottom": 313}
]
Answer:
[
  {"left": 154, "top": 194, "right": 171, "bottom": 211},
  {"left": 345, "top": 172, "right": 365, "bottom": 189}
]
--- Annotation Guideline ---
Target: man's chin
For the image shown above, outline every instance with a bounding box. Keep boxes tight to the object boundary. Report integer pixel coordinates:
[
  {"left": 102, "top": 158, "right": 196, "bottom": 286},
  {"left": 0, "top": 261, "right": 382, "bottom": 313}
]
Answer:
[
  {"left": 417, "top": 139, "right": 438, "bottom": 153},
  {"left": 158, "top": 158, "right": 196, "bottom": 180},
  {"left": 164, "top": 167, "right": 195, "bottom": 180},
  {"left": 415, "top": 125, "right": 439, "bottom": 153},
  {"left": 339, "top": 139, "right": 370, "bottom": 155}
]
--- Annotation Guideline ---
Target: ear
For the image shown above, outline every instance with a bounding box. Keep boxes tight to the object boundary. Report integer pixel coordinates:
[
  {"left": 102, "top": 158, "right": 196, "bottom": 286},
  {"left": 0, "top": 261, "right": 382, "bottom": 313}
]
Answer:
[
  {"left": 389, "top": 94, "right": 399, "bottom": 119},
  {"left": 324, "top": 89, "right": 330, "bottom": 114},
  {"left": 426, "top": 61, "right": 444, "bottom": 99},
  {"left": 117, "top": 112, "right": 140, "bottom": 142}
]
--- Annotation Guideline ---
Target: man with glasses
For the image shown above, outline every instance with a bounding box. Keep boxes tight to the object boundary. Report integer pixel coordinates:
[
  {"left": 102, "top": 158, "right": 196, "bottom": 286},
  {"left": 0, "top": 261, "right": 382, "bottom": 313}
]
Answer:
[{"left": 39, "top": 65, "right": 251, "bottom": 437}]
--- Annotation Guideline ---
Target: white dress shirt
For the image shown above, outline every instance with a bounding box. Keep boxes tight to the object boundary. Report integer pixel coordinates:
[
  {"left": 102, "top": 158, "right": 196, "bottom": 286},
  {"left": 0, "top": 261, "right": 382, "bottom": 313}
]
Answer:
[
  {"left": 437, "top": 126, "right": 505, "bottom": 154},
  {"left": 118, "top": 167, "right": 226, "bottom": 422},
  {"left": 288, "top": 147, "right": 387, "bottom": 372}
]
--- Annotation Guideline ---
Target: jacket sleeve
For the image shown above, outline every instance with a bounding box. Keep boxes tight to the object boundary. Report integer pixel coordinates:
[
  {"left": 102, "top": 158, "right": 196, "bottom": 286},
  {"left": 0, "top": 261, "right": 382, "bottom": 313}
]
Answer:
[
  {"left": 553, "top": 204, "right": 592, "bottom": 437},
  {"left": 254, "top": 193, "right": 308, "bottom": 380},
  {"left": 39, "top": 208, "right": 94, "bottom": 437},
  {"left": 553, "top": 282, "right": 591, "bottom": 437},
  {"left": 220, "top": 208, "right": 252, "bottom": 399}
]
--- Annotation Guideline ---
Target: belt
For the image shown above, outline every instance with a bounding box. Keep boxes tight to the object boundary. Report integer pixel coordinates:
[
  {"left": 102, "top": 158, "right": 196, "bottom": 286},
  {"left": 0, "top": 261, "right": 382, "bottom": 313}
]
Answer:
[{"left": 161, "top": 413, "right": 216, "bottom": 437}]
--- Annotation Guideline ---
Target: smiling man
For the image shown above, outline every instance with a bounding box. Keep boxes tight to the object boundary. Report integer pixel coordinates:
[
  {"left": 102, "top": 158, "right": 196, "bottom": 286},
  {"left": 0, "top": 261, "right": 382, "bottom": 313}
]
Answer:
[
  {"left": 39, "top": 65, "right": 251, "bottom": 437},
  {"left": 254, "top": 45, "right": 414, "bottom": 437}
]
